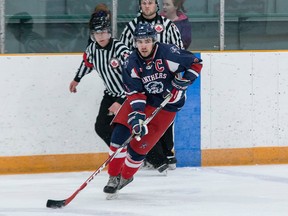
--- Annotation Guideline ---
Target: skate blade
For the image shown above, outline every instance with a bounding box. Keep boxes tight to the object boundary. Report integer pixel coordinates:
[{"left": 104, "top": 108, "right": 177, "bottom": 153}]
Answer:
[
  {"left": 106, "top": 191, "right": 119, "bottom": 200},
  {"left": 161, "top": 169, "right": 168, "bottom": 176},
  {"left": 157, "top": 164, "right": 169, "bottom": 174},
  {"left": 168, "top": 164, "right": 176, "bottom": 170}
]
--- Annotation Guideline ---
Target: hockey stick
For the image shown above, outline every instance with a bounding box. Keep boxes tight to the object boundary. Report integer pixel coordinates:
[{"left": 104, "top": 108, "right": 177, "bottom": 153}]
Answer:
[{"left": 46, "top": 92, "right": 172, "bottom": 208}]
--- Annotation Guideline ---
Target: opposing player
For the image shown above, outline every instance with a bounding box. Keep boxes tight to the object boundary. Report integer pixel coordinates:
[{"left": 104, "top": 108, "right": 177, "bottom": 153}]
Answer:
[
  {"left": 103, "top": 23, "right": 202, "bottom": 197},
  {"left": 120, "top": 0, "right": 184, "bottom": 172},
  {"left": 69, "top": 8, "right": 130, "bottom": 146}
]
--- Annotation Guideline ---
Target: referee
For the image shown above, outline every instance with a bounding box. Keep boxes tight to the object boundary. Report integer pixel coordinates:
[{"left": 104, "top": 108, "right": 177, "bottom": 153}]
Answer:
[
  {"left": 119, "top": 0, "right": 184, "bottom": 172},
  {"left": 69, "top": 6, "right": 130, "bottom": 147},
  {"left": 120, "top": 0, "right": 183, "bottom": 49}
]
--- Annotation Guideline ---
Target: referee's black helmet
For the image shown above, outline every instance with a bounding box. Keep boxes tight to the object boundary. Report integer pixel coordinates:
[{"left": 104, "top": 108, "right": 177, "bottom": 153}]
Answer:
[{"left": 89, "top": 13, "right": 111, "bottom": 32}]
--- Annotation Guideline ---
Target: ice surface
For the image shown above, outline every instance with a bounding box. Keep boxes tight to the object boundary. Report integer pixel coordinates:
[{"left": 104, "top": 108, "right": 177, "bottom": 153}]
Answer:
[{"left": 0, "top": 165, "right": 288, "bottom": 216}]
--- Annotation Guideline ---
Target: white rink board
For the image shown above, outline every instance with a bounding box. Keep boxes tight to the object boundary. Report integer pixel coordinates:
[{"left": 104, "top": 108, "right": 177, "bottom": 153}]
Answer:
[
  {"left": 199, "top": 53, "right": 211, "bottom": 150},
  {"left": 201, "top": 51, "right": 288, "bottom": 150},
  {"left": 201, "top": 52, "right": 253, "bottom": 149},
  {"left": 0, "top": 54, "right": 107, "bottom": 156},
  {"left": 1, "top": 52, "right": 288, "bottom": 157},
  {"left": 278, "top": 52, "right": 288, "bottom": 146},
  {"left": 252, "top": 53, "right": 279, "bottom": 147}
]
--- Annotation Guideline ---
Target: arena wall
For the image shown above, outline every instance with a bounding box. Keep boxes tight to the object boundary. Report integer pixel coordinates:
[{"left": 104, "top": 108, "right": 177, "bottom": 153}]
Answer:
[{"left": 1, "top": 51, "right": 288, "bottom": 174}]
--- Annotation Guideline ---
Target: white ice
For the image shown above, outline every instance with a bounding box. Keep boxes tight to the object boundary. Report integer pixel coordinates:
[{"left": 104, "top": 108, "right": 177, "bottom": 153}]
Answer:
[{"left": 0, "top": 165, "right": 288, "bottom": 216}]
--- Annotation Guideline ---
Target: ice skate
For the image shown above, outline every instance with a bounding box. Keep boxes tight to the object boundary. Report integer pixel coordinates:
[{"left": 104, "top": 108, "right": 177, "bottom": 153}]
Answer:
[
  {"left": 167, "top": 156, "right": 177, "bottom": 170},
  {"left": 140, "top": 159, "right": 155, "bottom": 170},
  {"left": 106, "top": 191, "right": 119, "bottom": 200},
  {"left": 118, "top": 176, "right": 134, "bottom": 190},
  {"left": 103, "top": 175, "right": 120, "bottom": 194},
  {"left": 156, "top": 163, "right": 169, "bottom": 175}
]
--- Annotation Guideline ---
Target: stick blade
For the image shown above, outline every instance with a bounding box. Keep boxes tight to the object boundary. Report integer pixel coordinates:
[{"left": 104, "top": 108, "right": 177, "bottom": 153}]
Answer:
[{"left": 46, "top": 199, "right": 66, "bottom": 208}]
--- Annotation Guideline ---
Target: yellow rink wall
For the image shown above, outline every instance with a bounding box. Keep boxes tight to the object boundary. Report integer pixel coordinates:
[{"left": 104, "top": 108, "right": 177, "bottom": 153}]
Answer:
[
  {"left": 202, "top": 146, "right": 288, "bottom": 166},
  {"left": 1, "top": 146, "right": 288, "bottom": 174},
  {"left": 0, "top": 153, "right": 108, "bottom": 175}
]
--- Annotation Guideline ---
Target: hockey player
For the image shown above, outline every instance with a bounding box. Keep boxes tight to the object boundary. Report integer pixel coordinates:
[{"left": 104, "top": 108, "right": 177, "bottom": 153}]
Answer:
[
  {"left": 120, "top": 0, "right": 184, "bottom": 172},
  {"left": 69, "top": 9, "right": 130, "bottom": 146},
  {"left": 103, "top": 23, "right": 202, "bottom": 197}
]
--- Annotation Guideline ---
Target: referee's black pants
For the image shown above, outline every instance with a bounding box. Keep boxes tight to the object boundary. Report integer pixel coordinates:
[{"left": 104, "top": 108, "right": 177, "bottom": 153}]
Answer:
[
  {"left": 145, "top": 123, "right": 175, "bottom": 167},
  {"left": 94, "top": 92, "right": 120, "bottom": 146}
]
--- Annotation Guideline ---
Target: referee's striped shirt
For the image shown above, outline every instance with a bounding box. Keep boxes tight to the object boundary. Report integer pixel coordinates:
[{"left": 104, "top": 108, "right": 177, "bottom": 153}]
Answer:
[
  {"left": 74, "top": 38, "right": 130, "bottom": 99},
  {"left": 120, "top": 14, "right": 184, "bottom": 50}
]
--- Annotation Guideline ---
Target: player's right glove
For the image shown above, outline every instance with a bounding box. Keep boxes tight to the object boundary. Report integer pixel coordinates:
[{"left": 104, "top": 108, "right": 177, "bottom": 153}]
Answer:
[{"left": 128, "top": 111, "right": 148, "bottom": 139}]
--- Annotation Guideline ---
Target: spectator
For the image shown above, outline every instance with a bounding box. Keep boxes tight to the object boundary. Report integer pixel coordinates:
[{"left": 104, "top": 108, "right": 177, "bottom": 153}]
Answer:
[
  {"left": 161, "top": 0, "right": 192, "bottom": 50},
  {"left": 7, "top": 12, "right": 58, "bottom": 53}
]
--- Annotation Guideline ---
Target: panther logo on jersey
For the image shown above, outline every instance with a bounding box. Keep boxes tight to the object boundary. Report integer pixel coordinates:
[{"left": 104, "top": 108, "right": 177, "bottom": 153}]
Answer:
[
  {"left": 154, "top": 24, "right": 164, "bottom": 33},
  {"left": 144, "top": 81, "right": 164, "bottom": 94},
  {"left": 110, "top": 58, "right": 120, "bottom": 68}
]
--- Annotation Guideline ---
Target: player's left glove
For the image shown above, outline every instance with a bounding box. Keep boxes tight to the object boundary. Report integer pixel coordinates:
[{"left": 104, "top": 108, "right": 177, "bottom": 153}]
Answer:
[
  {"left": 171, "top": 77, "right": 191, "bottom": 91},
  {"left": 164, "top": 77, "right": 191, "bottom": 103},
  {"left": 128, "top": 111, "right": 148, "bottom": 140}
]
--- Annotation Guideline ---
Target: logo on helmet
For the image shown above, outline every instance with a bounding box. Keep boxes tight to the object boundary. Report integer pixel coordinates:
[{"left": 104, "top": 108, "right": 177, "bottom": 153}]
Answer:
[
  {"left": 170, "top": 46, "right": 180, "bottom": 54},
  {"left": 134, "top": 23, "right": 157, "bottom": 42}
]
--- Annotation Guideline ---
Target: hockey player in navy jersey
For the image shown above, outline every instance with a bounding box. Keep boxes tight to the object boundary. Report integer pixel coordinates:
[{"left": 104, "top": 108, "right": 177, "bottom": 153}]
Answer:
[
  {"left": 103, "top": 23, "right": 202, "bottom": 198},
  {"left": 121, "top": 0, "right": 184, "bottom": 171}
]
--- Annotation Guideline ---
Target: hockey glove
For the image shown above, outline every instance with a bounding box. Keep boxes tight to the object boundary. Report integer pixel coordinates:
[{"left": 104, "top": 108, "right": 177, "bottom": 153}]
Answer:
[
  {"left": 128, "top": 111, "right": 148, "bottom": 140},
  {"left": 171, "top": 77, "right": 191, "bottom": 91},
  {"left": 165, "top": 77, "right": 191, "bottom": 103}
]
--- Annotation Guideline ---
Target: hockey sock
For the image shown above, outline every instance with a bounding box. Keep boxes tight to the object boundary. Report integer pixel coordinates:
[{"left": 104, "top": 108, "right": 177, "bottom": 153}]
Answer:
[
  {"left": 108, "top": 124, "right": 131, "bottom": 176},
  {"left": 121, "top": 145, "right": 145, "bottom": 179},
  {"left": 121, "top": 156, "right": 143, "bottom": 179},
  {"left": 108, "top": 145, "right": 127, "bottom": 176}
]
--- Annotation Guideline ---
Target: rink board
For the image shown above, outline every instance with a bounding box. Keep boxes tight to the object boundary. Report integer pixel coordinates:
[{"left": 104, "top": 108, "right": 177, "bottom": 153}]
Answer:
[{"left": 1, "top": 51, "right": 288, "bottom": 174}]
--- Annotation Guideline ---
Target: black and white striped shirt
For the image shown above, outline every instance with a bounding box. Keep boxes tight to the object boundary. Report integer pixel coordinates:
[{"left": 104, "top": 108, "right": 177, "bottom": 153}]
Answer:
[
  {"left": 120, "top": 14, "right": 184, "bottom": 50},
  {"left": 74, "top": 38, "right": 130, "bottom": 99}
]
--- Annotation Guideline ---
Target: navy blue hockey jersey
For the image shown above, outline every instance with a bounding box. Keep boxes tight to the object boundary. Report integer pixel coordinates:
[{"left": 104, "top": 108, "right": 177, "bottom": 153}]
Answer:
[{"left": 122, "top": 42, "right": 203, "bottom": 112}]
